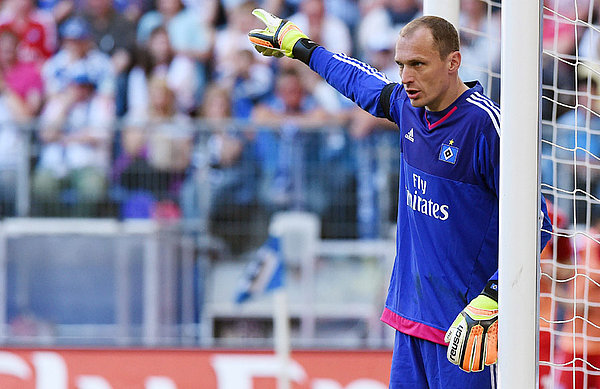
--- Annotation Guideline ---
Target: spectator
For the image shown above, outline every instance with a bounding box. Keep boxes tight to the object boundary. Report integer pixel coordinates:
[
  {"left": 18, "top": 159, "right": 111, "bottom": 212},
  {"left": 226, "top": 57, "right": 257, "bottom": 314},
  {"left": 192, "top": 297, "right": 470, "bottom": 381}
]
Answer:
[
  {"left": 32, "top": 72, "right": 115, "bottom": 216},
  {"left": 0, "top": 29, "right": 43, "bottom": 120},
  {"left": 541, "top": 0, "right": 592, "bottom": 120},
  {"left": 115, "top": 75, "right": 193, "bottom": 218},
  {"left": 255, "top": 0, "right": 297, "bottom": 19},
  {"left": 128, "top": 26, "right": 199, "bottom": 116},
  {"left": 289, "top": 0, "right": 352, "bottom": 55},
  {"left": 0, "top": 0, "right": 57, "bottom": 65},
  {"left": 323, "top": 0, "right": 360, "bottom": 35},
  {"left": 349, "top": 108, "right": 399, "bottom": 239},
  {"left": 358, "top": 26, "right": 400, "bottom": 82},
  {"left": 343, "top": 37, "right": 399, "bottom": 238},
  {"left": 180, "top": 0, "right": 219, "bottom": 27},
  {"left": 218, "top": 47, "right": 274, "bottom": 119},
  {"left": 298, "top": 65, "right": 360, "bottom": 238},
  {"left": 182, "top": 83, "right": 259, "bottom": 253},
  {"left": 553, "top": 64, "right": 600, "bottom": 223},
  {"left": 458, "top": 0, "right": 500, "bottom": 102},
  {"left": 112, "top": 0, "right": 153, "bottom": 23},
  {"left": 0, "top": 29, "right": 43, "bottom": 216},
  {"left": 212, "top": 0, "right": 269, "bottom": 82},
  {"left": 36, "top": 0, "right": 74, "bottom": 25},
  {"left": 307, "top": 35, "right": 399, "bottom": 239},
  {"left": 356, "top": 0, "right": 420, "bottom": 58},
  {"left": 543, "top": 0, "right": 590, "bottom": 57},
  {"left": 42, "top": 17, "right": 116, "bottom": 103},
  {"left": 136, "top": 0, "right": 212, "bottom": 64},
  {"left": 136, "top": 0, "right": 211, "bottom": 109},
  {"left": 554, "top": 208, "right": 600, "bottom": 388},
  {"left": 252, "top": 65, "right": 351, "bottom": 231},
  {"left": 577, "top": 5, "right": 600, "bottom": 62},
  {"left": 80, "top": 0, "right": 137, "bottom": 116},
  {"left": 0, "top": 137, "right": 18, "bottom": 208},
  {"left": 539, "top": 201, "right": 573, "bottom": 389}
]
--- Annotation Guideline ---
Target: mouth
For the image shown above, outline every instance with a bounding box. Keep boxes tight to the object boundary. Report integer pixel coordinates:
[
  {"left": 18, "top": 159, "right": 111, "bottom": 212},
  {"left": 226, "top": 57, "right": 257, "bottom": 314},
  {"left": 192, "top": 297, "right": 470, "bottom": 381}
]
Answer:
[{"left": 405, "top": 89, "right": 420, "bottom": 99}]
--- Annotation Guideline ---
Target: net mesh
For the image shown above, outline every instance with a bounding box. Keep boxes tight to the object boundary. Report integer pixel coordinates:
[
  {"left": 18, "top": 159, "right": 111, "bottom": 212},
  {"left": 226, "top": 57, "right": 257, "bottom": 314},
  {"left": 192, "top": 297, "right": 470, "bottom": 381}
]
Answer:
[
  {"left": 457, "top": 0, "right": 502, "bottom": 104},
  {"left": 539, "top": 0, "right": 600, "bottom": 387}
]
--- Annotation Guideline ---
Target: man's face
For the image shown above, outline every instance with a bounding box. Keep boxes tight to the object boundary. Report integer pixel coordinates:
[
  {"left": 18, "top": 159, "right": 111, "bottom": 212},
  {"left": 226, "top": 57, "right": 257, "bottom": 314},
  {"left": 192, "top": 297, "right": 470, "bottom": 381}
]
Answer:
[
  {"left": 394, "top": 26, "right": 454, "bottom": 111},
  {"left": 87, "top": 0, "right": 111, "bottom": 16},
  {"left": 277, "top": 74, "right": 304, "bottom": 111},
  {"left": 10, "top": 0, "right": 32, "bottom": 15},
  {"left": 157, "top": 0, "right": 181, "bottom": 16},
  {"left": 0, "top": 34, "right": 17, "bottom": 64},
  {"left": 149, "top": 31, "right": 171, "bottom": 62},
  {"left": 64, "top": 39, "right": 91, "bottom": 58}
]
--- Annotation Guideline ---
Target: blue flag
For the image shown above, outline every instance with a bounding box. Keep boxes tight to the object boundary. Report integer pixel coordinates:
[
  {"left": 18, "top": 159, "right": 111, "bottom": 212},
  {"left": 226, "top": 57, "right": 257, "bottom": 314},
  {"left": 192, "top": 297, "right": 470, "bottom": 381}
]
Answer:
[{"left": 235, "top": 236, "right": 285, "bottom": 303}]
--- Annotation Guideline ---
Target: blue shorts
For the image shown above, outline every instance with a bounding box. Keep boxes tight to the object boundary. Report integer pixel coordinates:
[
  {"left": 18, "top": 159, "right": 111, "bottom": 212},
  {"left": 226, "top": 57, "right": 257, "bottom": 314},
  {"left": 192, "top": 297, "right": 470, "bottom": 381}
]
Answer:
[{"left": 390, "top": 331, "right": 496, "bottom": 389}]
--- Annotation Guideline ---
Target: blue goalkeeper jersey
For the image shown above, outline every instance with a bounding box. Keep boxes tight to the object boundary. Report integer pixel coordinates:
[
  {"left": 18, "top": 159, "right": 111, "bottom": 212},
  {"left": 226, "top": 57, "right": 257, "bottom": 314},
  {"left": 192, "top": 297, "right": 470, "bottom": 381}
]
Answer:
[{"left": 308, "top": 47, "right": 552, "bottom": 345}]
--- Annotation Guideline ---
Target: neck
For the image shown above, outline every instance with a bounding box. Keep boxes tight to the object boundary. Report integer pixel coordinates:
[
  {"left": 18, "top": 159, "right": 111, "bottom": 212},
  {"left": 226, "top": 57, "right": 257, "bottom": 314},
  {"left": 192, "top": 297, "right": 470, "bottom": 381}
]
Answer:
[
  {"left": 427, "top": 78, "right": 469, "bottom": 112},
  {"left": 0, "top": 58, "right": 15, "bottom": 70},
  {"left": 95, "top": 11, "right": 111, "bottom": 23},
  {"left": 453, "top": 80, "right": 470, "bottom": 100}
]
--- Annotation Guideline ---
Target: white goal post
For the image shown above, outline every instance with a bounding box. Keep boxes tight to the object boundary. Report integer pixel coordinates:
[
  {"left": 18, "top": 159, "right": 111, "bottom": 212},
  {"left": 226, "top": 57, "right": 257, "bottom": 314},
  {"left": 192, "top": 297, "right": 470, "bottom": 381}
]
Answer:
[{"left": 497, "top": 1, "right": 543, "bottom": 388}]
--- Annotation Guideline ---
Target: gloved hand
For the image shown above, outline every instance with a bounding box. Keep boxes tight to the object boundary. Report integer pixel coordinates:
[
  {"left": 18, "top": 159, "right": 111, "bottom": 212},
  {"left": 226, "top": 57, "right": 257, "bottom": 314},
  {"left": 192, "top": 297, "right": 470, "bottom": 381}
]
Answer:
[
  {"left": 444, "top": 281, "right": 498, "bottom": 372},
  {"left": 248, "top": 8, "right": 308, "bottom": 58}
]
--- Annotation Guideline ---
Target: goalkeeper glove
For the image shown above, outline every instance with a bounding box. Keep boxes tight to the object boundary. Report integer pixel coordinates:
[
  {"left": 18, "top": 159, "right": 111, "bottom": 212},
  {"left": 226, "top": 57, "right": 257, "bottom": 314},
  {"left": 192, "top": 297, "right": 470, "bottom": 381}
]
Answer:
[
  {"left": 444, "top": 281, "right": 498, "bottom": 372},
  {"left": 248, "top": 8, "right": 316, "bottom": 61}
]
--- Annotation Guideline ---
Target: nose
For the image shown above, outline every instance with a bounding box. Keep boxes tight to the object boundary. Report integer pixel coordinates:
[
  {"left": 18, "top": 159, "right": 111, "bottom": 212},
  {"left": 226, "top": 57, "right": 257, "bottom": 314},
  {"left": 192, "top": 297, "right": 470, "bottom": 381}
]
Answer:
[{"left": 400, "top": 66, "right": 414, "bottom": 84}]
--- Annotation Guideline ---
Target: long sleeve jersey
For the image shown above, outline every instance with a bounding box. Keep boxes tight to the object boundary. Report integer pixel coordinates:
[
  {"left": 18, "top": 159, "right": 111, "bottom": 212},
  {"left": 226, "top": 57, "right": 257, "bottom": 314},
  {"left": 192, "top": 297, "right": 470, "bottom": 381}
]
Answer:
[{"left": 308, "top": 47, "right": 552, "bottom": 345}]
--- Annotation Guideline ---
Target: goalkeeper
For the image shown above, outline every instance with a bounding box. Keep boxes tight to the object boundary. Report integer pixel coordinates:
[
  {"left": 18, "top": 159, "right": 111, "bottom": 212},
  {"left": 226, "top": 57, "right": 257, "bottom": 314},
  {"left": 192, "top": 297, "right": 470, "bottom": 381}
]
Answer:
[{"left": 248, "top": 10, "right": 552, "bottom": 388}]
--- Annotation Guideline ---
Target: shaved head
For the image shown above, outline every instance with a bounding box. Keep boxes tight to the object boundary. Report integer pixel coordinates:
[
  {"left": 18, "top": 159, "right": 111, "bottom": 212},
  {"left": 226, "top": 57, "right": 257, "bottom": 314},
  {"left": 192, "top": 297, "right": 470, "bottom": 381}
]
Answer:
[{"left": 400, "top": 15, "right": 460, "bottom": 60}]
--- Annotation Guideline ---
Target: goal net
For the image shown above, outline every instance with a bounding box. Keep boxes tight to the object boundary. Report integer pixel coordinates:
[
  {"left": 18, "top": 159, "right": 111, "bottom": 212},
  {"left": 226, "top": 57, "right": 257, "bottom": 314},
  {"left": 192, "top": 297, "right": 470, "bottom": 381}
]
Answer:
[{"left": 538, "top": 0, "right": 598, "bottom": 388}]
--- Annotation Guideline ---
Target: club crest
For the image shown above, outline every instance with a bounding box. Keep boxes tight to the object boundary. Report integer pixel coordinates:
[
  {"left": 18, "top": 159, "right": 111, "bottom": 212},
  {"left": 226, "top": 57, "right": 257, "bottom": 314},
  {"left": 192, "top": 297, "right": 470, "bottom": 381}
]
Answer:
[{"left": 439, "top": 141, "right": 459, "bottom": 164}]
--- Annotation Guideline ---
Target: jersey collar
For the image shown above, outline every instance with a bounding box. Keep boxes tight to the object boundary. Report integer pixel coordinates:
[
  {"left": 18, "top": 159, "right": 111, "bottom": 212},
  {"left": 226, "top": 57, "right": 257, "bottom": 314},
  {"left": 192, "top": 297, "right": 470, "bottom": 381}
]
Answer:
[{"left": 424, "top": 81, "right": 483, "bottom": 131}]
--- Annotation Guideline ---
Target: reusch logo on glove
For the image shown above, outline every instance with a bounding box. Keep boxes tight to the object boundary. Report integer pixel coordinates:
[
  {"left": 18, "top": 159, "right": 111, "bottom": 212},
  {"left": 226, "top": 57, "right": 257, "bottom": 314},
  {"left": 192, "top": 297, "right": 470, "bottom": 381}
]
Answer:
[{"left": 449, "top": 325, "right": 462, "bottom": 359}]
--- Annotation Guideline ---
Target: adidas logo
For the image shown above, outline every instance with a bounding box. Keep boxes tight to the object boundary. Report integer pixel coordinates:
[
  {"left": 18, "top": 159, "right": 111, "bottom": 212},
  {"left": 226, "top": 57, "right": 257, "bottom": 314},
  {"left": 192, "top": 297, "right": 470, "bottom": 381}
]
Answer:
[{"left": 405, "top": 128, "right": 414, "bottom": 142}]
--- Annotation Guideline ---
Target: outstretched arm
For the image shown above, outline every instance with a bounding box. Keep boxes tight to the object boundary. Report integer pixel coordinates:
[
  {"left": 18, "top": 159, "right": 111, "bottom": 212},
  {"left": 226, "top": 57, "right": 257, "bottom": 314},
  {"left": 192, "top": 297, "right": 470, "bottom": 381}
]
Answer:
[{"left": 248, "top": 8, "right": 400, "bottom": 121}]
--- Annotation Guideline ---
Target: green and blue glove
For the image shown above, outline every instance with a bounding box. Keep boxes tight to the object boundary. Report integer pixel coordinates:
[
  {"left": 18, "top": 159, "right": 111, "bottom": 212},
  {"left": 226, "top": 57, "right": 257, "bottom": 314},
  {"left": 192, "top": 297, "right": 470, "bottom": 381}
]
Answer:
[
  {"left": 248, "top": 8, "right": 316, "bottom": 62},
  {"left": 444, "top": 281, "right": 498, "bottom": 372}
]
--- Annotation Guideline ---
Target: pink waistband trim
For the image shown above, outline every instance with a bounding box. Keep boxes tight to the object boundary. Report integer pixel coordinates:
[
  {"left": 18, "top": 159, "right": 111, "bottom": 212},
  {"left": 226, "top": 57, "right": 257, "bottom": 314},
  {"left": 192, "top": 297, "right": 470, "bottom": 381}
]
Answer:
[{"left": 380, "top": 307, "right": 448, "bottom": 346}]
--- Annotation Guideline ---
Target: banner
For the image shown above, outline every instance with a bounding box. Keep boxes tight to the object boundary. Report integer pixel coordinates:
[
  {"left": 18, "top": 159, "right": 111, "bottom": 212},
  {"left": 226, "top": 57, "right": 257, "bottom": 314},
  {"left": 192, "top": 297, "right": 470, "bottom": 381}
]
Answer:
[
  {"left": 235, "top": 236, "right": 285, "bottom": 303},
  {"left": 0, "top": 348, "right": 391, "bottom": 389}
]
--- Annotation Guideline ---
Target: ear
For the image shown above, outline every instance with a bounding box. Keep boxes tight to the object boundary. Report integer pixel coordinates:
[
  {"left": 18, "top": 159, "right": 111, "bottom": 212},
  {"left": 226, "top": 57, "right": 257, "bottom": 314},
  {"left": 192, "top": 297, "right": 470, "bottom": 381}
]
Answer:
[{"left": 448, "top": 51, "right": 461, "bottom": 73}]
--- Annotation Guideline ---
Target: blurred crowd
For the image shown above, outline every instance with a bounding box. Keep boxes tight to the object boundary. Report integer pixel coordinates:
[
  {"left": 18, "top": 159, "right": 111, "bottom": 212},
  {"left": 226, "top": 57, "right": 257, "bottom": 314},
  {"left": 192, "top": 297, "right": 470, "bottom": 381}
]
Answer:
[
  {"left": 0, "top": 0, "right": 598, "bottom": 248},
  {"left": 0, "top": 0, "right": 510, "bottom": 250},
  {"left": 0, "top": 0, "right": 434, "bottom": 248}
]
